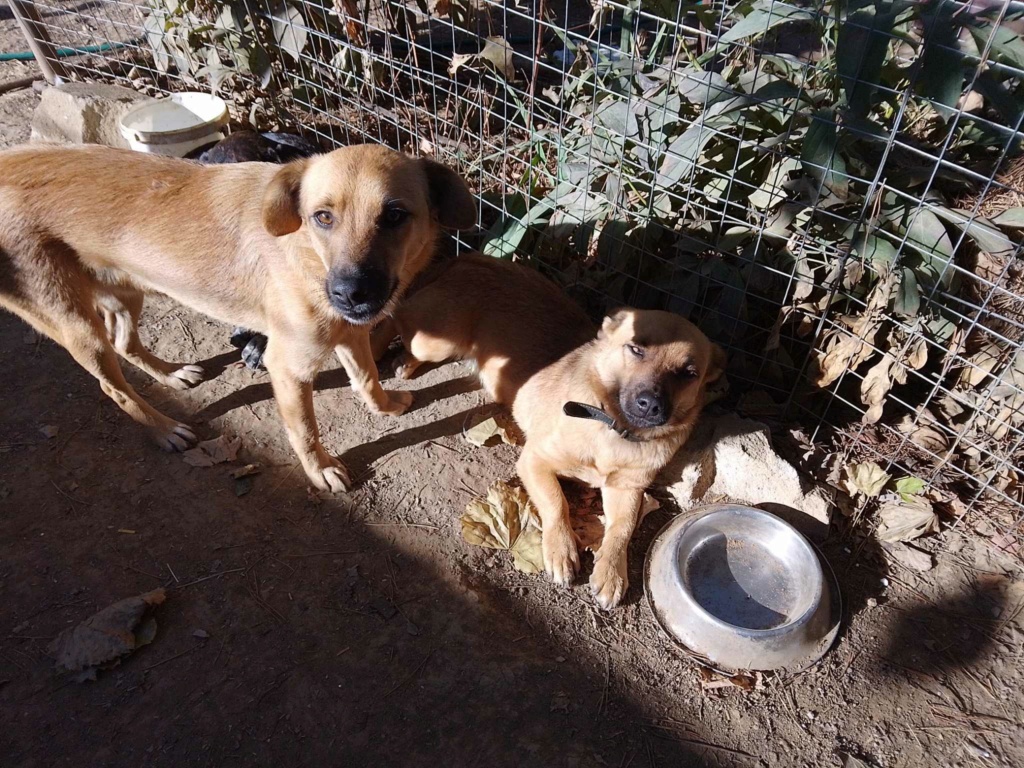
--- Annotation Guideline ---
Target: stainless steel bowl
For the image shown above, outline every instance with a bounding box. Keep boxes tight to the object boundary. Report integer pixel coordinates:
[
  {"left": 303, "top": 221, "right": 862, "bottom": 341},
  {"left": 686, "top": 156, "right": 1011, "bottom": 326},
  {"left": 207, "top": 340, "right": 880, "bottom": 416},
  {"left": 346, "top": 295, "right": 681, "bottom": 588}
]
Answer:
[{"left": 645, "top": 504, "right": 840, "bottom": 674}]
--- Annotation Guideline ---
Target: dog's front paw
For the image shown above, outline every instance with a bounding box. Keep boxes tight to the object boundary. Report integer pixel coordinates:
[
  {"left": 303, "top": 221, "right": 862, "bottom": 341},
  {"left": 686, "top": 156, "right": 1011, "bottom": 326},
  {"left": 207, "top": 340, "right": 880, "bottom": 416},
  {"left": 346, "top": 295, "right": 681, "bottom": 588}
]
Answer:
[
  {"left": 380, "top": 389, "right": 413, "bottom": 416},
  {"left": 308, "top": 455, "right": 351, "bottom": 494},
  {"left": 590, "top": 552, "right": 628, "bottom": 611},
  {"left": 165, "top": 364, "right": 205, "bottom": 390},
  {"left": 543, "top": 525, "right": 580, "bottom": 586},
  {"left": 152, "top": 421, "right": 198, "bottom": 452}
]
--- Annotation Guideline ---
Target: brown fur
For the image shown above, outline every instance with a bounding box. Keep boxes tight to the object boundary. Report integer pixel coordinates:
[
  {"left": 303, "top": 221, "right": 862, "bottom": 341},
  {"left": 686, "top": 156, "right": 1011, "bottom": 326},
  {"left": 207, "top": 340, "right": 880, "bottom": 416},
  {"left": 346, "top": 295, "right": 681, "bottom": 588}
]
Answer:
[
  {"left": 389, "top": 256, "right": 726, "bottom": 609},
  {"left": 0, "top": 143, "right": 473, "bottom": 492}
]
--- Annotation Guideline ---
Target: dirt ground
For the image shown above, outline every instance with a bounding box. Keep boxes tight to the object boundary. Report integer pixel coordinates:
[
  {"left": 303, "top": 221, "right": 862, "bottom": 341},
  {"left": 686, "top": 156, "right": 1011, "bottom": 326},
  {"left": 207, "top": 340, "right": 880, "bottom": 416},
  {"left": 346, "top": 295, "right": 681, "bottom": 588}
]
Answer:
[{"left": 3, "top": 13, "right": 1024, "bottom": 768}]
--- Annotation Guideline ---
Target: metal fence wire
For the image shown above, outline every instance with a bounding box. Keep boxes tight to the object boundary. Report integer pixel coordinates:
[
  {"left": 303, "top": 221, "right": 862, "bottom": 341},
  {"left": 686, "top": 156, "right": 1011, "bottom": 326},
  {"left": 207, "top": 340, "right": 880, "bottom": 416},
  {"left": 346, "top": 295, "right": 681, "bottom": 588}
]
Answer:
[{"left": 8, "top": 0, "right": 1024, "bottom": 548}]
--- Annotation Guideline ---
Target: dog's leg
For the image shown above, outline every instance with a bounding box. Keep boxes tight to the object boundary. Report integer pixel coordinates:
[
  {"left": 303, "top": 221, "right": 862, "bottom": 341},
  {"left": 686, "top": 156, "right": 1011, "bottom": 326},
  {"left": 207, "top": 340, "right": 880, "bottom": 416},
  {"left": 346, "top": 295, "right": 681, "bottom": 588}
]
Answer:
[
  {"left": 263, "top": 339, "right": 350, "bottom": 493},
  {"left": 97, "top": 291, "right": 205, "bottom": 390},
  {"left": 517, "top": 448, "right": 579, "bottom": 586},
  {"left": 369, "top": 316, "right": 397, "bottom": 362},
  {"left": 590, "top": 486, "right": 645, "bottom": 610},
  {"left": 60, "top": 311, "right": 197, "bottom": 451},
  {"left": 335, "top": 332, "right": 412, "bottom": 415}
]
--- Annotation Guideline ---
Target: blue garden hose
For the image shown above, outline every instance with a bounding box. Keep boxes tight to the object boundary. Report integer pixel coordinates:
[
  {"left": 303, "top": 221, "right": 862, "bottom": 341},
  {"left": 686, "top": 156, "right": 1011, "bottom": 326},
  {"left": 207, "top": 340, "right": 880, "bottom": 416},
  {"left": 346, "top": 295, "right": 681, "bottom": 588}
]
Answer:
[{"left": 0, "top": 41, "right": 128, "bottom": 61}]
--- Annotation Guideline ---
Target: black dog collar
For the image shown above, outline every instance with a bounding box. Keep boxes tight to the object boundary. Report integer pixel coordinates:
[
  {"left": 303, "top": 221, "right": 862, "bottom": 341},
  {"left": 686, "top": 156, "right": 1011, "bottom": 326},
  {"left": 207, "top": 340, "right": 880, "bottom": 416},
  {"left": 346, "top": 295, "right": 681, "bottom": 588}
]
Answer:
[{"left": 562, "top": 401, "right": 640, "bottom": 442}]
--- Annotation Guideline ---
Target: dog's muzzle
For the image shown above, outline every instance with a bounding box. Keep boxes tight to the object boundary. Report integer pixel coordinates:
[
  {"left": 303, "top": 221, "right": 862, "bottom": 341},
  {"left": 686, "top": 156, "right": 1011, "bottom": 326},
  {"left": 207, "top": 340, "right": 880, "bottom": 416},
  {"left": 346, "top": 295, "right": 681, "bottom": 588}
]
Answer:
[
  {"left": 620, "top": 386, "right": 669, "bottom": 429},
  {"left": 326, "top": 266, "right": 394, "bottom": 324}
]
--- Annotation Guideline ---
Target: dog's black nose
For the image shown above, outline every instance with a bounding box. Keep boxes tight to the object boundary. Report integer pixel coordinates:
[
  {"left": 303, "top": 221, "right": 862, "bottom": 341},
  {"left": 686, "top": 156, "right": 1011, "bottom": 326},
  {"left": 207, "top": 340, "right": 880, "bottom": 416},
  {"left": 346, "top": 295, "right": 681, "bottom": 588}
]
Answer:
[
  {"left": 631, "top": 388, "right": 668, "bottom": 426},
  {"left": 326, "top": 267, "right": 390, "bottom": 322}
]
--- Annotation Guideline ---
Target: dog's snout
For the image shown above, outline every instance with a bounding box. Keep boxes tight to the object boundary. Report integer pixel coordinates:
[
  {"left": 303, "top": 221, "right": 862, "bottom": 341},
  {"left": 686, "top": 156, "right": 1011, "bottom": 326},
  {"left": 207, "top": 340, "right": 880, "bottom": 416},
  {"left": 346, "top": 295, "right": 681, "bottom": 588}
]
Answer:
[
  {"left": 634, "top": 388, "right": 666, "bottom": 419},
  {"left": 621, "top": 385, "right": 669, "bottom": 428},
  {"left": 326, "top": 267, "right": 391, "bottom": 323}
]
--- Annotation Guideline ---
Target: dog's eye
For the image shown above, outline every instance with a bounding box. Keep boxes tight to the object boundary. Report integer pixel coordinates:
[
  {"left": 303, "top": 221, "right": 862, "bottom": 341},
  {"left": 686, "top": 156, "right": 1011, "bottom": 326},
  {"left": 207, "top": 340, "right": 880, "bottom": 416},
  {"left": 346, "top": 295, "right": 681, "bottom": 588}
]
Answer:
[
  {"left": 381, "top": 206, "right": 410, "bottom": 228},
  {"left": 313, "top": 210, "right": 334, "bottom": 228},
  {"left": 626, "top": 344, "right": 645, "bottom": 359},
  {"left": 677, "top": 365, "right": 699, "bottom": 380}
]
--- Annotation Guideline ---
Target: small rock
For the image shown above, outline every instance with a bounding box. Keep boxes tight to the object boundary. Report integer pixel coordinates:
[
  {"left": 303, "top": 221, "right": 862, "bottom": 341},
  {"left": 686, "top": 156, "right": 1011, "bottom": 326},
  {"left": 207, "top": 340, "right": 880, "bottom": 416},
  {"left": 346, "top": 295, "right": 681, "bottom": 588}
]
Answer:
[
  {"left": 192, "top": 629, "right": 210, "bottom": 639},
  {"left": 555, "top": 656, "right": 566, "bottom": 663},
  {"left": 866, "top": 598, "right": 878, "bottom": 608},
  {"left": 661, "top": 414, "right": 832, "bottom": 538},
  {"left": 39, "top": 425, "right": 59, "bottom": 439}
]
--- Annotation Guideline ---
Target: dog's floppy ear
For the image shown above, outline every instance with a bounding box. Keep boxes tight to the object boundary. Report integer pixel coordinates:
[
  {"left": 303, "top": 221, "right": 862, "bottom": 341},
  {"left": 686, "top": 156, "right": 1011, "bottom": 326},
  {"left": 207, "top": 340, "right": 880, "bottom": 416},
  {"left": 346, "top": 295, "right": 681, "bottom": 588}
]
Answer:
[
  {"left": 420, "top": 158, "right": 476, "bottom": 231},
  {"left": 598, "top": 308, "right": 631, "bottom": 340},
  {"left": 705, "top": 343, "right": 728, "bottom": 383},
  {"left": 262, "top": 159, "right": 309, "bottom": 237}
]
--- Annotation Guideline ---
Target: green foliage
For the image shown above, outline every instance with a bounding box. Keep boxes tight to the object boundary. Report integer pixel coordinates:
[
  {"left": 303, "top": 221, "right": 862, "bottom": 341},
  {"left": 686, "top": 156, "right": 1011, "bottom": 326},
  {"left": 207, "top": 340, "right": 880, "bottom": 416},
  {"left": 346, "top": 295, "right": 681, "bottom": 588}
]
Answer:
[{"left": 481, "top": 0, "right": 1024, "bottom": 429}]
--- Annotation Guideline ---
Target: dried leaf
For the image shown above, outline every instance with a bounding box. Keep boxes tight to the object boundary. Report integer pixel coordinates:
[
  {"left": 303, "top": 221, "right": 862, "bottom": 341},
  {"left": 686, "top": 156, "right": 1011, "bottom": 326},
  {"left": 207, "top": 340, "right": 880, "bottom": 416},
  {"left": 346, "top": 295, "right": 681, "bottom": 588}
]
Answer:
[
  {"left": 877, "top": 497, "right": 939, "bottom": 542},
  {"left": 229, "top": 463, "right": 261, "bottom": 479},
  {"left": 698, "top": 665, "right": 764, "bottom": 692},
  {"left": 449, "top": 36, "right": 515, "bottom": 79},
  {"left": 571, "top": 493, "right": 660, "bottom": 552},
  {"left": 464, "top": 413, "right": 521, "bottom": 447},
  {"left": 49, "top": 589, "right": 166, "bottom": 675},
  {"left": 905, "top": 337, "right": 928, "bottom": 370},
  {"left": 844, "top": 461, "right": 891, "bottom": 498},
  {"left": 332, "top": 0, "right": 364, "bottom": 44},
  {"left": 182, "top": 436, "right": 241, "bottom": 467},
  {"left": 883, "top": 542, "right": 934, "bottom": 572},
  {"left": 461, "top": 481, "right": 542, "bottom": 573},
  {"left": 860, "top": 354, "right": 894, "bottom": 424}
]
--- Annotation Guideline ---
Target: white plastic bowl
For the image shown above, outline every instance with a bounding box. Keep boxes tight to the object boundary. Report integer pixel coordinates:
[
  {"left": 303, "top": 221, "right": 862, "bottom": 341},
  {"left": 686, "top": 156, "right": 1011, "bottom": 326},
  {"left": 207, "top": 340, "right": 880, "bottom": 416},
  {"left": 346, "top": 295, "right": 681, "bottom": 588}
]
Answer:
[{"left": 119, "top": 92, "right": 228, "bottom": 157}]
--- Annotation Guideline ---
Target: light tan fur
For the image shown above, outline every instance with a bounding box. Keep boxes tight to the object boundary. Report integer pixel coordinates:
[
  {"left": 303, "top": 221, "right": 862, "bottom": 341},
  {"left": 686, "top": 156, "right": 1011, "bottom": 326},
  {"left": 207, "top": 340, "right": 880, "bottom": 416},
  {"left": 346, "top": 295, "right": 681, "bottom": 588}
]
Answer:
[
  {"left": 390, "top": 256, "right": 725, "bottom": 609},
  {"left": 0, "top": 143, "right": 473, "bottom": 492}
]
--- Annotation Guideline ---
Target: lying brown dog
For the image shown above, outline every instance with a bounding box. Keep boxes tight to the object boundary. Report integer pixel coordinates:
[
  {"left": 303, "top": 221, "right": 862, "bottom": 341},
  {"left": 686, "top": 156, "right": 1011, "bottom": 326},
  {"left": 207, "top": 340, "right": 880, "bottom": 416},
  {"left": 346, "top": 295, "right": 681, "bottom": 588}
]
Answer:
[
  {"left": 0, "top": 144, "right": 473, "bottom": 491},
  {"left": 391, "top": 254, "right": 725, "bottom": 608}
]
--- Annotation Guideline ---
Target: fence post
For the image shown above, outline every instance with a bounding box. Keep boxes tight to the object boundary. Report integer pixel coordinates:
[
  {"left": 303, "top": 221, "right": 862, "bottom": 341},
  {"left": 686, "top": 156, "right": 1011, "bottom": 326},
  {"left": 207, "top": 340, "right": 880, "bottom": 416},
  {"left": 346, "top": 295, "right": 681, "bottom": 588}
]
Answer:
[{"left": 7, "top": 0, "right": 68, "bottom": 84}]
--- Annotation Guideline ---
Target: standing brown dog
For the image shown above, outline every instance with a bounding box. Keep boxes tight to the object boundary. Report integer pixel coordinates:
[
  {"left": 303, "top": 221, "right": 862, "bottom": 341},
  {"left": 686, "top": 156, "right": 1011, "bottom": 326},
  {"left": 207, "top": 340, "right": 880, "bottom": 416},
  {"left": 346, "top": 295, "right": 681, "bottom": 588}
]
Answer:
[
  {"left": 0, "top": 144, "right": 473, "bottom": 491},
  {"left": 390, "top": 254, "right": 725, "bottom": 608}
]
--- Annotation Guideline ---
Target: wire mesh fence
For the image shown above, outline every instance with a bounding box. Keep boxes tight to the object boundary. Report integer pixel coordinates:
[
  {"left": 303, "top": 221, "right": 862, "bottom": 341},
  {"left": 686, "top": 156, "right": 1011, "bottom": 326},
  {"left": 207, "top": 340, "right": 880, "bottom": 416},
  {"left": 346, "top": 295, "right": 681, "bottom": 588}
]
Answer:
[{"left": 7, "top": 0, "right": 1024, "bottom": 550}]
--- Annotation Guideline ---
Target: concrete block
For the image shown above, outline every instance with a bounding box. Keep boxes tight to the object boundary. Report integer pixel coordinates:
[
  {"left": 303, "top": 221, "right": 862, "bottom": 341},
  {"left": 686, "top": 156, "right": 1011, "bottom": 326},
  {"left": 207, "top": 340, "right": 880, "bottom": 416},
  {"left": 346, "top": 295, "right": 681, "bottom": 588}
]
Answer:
[{"left": 30, "top": 82, "right": 153, "bottom": 149}]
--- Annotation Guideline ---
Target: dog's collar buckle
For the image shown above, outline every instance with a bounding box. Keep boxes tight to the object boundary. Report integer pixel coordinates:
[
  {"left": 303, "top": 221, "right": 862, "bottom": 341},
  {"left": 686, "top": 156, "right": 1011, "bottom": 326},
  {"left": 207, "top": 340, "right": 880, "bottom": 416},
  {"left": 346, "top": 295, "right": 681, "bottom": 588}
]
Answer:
[{"left": 562, "top": 401, "right": 637, "bottom": 442}]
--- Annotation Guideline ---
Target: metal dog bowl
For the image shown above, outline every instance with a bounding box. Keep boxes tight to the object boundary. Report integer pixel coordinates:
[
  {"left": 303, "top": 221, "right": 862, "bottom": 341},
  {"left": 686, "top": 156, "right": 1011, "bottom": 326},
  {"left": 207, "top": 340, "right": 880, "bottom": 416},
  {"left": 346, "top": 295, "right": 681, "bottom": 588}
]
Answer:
[{"left": 645, "top": 504, "right": 840, "bottom": 674}]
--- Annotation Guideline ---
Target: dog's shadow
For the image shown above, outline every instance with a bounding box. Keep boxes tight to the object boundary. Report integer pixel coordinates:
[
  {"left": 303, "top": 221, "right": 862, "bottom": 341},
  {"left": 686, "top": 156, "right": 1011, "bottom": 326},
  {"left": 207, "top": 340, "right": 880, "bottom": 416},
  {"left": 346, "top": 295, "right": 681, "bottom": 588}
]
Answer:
[{"left": 193, "top": 348, "right": 485, "bottom": 479}]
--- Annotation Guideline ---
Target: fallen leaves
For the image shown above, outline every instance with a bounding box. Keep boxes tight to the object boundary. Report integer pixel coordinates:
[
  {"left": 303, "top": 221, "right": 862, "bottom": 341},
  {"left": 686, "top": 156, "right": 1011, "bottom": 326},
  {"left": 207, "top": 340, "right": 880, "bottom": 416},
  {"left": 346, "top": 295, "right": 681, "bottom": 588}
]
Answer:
[
  {"left": 461, "top": 481, "right": 543, "bottom": 574},
  {"left": 882, "top": 542, "right": 934, "bottom": 572},
  {"left": 843, "top": 461, "right": 891, "bottom": 498},
  {"left": 572, "top": 492, "right": 661, "bottom": 552},
  {"left": 449, "top": 36, "right": 515, "bottom": 80},
  {"left": 877, "top": 496, "right": 940, "bottom": 542},
  {"left": 49, "top": 589, "right": 166, "bottom": 680},
  {"left": 464, "top": 412, "right": 521, "bottom": 447},
  {"left": 182, "top": 436, "right": 241, "bottom": 467},
  {"left": 698, "top": 666, "right": 765, "bottom": 692}
]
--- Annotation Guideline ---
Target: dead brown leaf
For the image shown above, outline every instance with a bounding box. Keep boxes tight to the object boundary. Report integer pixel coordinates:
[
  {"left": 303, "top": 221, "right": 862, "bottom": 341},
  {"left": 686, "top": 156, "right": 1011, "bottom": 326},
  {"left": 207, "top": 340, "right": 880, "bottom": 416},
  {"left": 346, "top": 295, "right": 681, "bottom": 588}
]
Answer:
[
  {"left": 697, "top": 665, "right": 764, "bottom": 692},
  {"left": 882, "top": 542, "right": 934, "bottom": 571},
  {"left": 49, "top": 588, "right": 166, "bottom": 678},
  {"left": 877, "top": 496, "right": 940, "bottom": 542},
  {"left": 464, "top": 412, "right": 521, "bottom": 447},
  {"left": 182, "top": 436, "right": 241, "bottom": 467},
  {"left": 571, "top": 493, "right": 660, "bottom": 552},
  {"left": 844, "top": 461, "right": 891, "bottom": 498},
  {"left": 461, "top": 481, "right": 542, "bottom": 573},
  {"left": 860, "top": 354, "right": 894, "bottom": 424}
]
